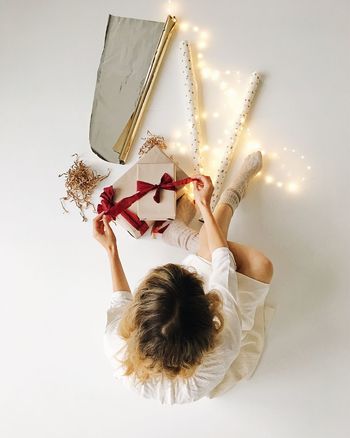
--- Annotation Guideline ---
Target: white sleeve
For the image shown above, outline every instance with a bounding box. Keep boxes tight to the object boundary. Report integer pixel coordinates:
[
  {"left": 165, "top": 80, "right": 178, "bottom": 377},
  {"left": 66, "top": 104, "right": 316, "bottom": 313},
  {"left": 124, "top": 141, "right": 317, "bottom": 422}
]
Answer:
[
  {"left": 103, "top": 291, "right": 133, "bottom": 360},
  {"left": 208, "top": 247, "right": 239, "bottom": 307},
  {"left": 208, "top": 247, "right": 242, "bottom": 356}
]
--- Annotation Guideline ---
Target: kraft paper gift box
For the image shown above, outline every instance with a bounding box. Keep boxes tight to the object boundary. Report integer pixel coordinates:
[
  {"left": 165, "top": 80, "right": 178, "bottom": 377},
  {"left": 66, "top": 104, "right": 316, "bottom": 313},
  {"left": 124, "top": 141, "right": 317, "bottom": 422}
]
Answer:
[
  {"left": 111, "top": 146, "right": 188, "bottom": 238},
  {"left": 136, "top": 162, "right": 176, "bottom": 221}
]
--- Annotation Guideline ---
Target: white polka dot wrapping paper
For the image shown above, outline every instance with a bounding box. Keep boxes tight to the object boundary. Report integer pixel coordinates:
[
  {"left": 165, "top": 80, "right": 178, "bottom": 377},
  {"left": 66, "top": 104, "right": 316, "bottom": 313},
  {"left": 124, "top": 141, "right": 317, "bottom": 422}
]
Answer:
[
  {"left": 179, "top": 40, "right": 202, "bottom": 174},
  {"left": 211, "top": 72, "right": 261, "bottom": 210}
]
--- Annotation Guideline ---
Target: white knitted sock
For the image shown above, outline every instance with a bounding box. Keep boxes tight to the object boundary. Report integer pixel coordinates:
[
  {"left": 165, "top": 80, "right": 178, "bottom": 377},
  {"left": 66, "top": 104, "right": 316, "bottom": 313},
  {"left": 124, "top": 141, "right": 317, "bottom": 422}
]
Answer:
[
  {"left": 218, "top": 151, "right": 262, "bottom": 213},
  {"left": 161, "top": 220, "right": 199, "bottom": 253},
  {"left": 161, "top": 193, "right": 199, "bottom": 253}
]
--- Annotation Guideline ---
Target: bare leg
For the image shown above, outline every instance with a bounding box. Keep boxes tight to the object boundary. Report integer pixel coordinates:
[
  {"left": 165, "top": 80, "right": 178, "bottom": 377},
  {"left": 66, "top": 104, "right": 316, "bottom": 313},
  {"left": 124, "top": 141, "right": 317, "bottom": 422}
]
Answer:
[
  {"left": 227, "top": 241, "right": 273, "bottom": 284},
  {"left": 198, "top": 211, "right": 273, "bottom": 284}
]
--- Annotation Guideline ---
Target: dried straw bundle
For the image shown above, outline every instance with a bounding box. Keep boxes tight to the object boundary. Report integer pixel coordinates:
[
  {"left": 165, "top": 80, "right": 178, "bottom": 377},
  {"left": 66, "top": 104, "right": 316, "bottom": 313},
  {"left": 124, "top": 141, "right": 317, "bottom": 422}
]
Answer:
[{"left": 59, "top": 154, "right": 110, "bottom": 221}]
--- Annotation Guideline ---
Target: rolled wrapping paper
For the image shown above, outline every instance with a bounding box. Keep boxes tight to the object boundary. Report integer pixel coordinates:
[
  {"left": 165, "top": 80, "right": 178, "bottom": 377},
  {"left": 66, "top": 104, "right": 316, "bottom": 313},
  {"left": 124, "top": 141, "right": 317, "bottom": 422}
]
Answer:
[
  {"left": 210, "top": 72, "right": 261, "bottom": 210},
  {"left": 179, "top": 40, "right": 202, "bottom": 174}
]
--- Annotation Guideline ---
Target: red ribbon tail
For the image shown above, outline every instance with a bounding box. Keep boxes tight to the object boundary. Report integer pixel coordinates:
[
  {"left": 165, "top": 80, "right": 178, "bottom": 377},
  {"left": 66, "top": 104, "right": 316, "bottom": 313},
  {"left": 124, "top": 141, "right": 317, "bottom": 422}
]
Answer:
[{"left": 153, "top": 187, "right": 161, "bottom": 203}]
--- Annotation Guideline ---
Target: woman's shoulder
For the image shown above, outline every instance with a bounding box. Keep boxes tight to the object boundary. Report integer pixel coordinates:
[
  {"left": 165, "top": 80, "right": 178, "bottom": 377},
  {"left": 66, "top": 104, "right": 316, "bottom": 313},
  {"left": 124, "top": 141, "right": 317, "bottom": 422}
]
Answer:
[{"left": 180, "top": 253, "right": 212, "bottom": 284}]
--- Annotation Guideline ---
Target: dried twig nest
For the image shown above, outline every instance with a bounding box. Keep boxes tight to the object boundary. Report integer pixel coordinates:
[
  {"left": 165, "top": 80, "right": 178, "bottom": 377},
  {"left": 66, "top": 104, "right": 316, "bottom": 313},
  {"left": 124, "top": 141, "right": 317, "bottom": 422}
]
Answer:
[{"left": 59, "top": 154, "right": 110, "bottom": 221}]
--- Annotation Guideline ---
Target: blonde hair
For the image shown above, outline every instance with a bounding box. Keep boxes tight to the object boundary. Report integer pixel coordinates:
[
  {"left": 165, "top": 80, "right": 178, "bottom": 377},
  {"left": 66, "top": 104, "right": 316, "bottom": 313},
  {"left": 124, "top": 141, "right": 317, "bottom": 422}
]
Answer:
[{"left": 118, "top": 263, "right": 225, "bottom": 382}]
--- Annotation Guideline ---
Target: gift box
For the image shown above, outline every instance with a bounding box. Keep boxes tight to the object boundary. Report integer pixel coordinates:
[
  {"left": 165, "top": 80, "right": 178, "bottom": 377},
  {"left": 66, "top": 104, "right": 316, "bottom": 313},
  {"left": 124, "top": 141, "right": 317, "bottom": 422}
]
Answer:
[
  {"left": 104, "top": 146, "right": 189, "bottom": 238},
  {"left": 136, "top": 163, "right": 176, "bottom": 220}
]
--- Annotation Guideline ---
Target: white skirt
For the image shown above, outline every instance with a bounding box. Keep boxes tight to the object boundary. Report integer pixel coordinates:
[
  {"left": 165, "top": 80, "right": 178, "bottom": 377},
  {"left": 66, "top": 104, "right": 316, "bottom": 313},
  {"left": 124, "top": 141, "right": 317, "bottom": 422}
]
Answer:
[{"left": 181, "top": 253, "right": 274, "bottom": 398}]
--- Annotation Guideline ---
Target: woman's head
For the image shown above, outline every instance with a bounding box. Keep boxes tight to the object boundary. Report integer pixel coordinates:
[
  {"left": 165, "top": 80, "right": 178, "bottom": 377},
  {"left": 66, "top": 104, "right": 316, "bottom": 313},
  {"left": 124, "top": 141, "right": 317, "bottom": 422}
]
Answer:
[{"left": 119, "top": 263, "right": 224, "bottom": 382}]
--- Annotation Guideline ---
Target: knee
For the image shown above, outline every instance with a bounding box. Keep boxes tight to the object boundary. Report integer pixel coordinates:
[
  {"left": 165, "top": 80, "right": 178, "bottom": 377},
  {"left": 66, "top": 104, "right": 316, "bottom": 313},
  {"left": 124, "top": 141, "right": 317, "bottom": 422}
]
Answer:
[{"left": 248, "top": 251, "right": 274, "bottom": 284}]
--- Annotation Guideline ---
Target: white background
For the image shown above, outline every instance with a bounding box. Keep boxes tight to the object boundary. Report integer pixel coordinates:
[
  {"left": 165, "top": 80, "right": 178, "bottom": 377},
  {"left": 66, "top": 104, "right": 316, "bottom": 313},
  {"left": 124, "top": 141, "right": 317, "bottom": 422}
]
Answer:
[{"left": 1, "top": 0, "right": 349, "bottom": 437}]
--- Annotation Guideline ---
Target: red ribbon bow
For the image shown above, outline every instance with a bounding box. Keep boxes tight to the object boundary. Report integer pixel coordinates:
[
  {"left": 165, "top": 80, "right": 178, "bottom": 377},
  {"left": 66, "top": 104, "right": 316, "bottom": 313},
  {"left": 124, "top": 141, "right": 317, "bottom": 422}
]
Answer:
[
  {"left": 136, "top": 172, "right": 176, "bottom": 204},
  {"left": 97, "top": 186, "right": 149, "bottom": 235}
]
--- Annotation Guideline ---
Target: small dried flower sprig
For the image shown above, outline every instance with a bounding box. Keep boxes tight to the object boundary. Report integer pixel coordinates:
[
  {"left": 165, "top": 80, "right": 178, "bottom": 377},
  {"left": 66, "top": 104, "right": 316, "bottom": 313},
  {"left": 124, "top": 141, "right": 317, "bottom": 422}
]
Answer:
[{"left": 138, "top": 130, "right": 167, "bottom": 157}]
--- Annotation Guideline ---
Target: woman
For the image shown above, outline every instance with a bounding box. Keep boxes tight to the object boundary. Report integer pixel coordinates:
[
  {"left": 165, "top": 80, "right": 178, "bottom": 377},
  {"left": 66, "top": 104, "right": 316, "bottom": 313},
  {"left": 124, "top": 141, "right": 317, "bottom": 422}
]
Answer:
[{"left": 93, "top": 151, "right": 273, "bottom": 404}]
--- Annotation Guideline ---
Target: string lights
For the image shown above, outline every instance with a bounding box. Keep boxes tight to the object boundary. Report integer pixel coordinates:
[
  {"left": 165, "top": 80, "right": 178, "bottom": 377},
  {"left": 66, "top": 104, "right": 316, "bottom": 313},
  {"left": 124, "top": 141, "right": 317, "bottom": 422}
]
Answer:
[{"left": 166, "top": 11, "right": 311, "bottom": 195}]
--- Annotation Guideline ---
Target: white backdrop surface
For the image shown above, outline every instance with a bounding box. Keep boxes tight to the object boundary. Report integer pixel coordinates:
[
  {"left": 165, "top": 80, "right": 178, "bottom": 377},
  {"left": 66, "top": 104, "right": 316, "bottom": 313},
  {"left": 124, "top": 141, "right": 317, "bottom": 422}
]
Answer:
[{"left": 1, "top": 0, "right": 349, "bottom": 437}]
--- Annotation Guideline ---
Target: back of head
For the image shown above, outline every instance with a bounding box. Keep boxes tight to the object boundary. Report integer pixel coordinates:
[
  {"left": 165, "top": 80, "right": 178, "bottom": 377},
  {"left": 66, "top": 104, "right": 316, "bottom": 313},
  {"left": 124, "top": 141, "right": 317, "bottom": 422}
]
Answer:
[{"left": 119, "top": 263, "right": 224, "bottom": 381}]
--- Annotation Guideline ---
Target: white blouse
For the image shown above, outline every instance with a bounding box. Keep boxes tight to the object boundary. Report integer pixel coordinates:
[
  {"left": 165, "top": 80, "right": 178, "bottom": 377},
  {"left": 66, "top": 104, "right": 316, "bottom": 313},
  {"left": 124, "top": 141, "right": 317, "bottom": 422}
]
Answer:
[{"left": 103, "top": 247, "right": 243, "bottom": 405}]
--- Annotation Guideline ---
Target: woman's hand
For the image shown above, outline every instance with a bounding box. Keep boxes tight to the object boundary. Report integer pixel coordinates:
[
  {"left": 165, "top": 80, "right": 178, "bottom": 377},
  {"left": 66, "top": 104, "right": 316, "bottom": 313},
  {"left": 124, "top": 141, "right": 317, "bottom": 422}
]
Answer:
[
  {"left": 192, "top": 175, "right": 214, "bottom": 209},
  {"left": 93, "top": 212, "right": 117, "bottom": 252}
]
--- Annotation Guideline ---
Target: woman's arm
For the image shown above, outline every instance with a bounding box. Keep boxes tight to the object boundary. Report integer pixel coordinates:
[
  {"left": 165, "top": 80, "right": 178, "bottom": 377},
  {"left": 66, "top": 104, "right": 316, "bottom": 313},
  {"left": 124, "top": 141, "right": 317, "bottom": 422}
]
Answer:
[
  {"left": 106, "top": 245, "right": 131, "bottom": 292},
  {"left": 93, "top": 213, "right": 131, "bottom": 293},
  {"left": 193, "top": 175, "right": 228, "bottom": 253}
]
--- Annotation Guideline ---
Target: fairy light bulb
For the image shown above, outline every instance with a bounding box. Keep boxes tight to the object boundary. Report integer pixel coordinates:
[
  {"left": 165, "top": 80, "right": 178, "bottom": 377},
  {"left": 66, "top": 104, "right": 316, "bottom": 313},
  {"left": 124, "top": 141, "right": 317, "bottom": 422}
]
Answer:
[
  {"left": 226, "top": 88, "right": 236, "bottom": 97},
  {"left": 201, "top": 67, "right": 211, "bottom": 78},
  {"left": 166, "top": 0, "right": 175, "bottom": 14},
  {"left": 247, "top": 142, "right": 260, "bottom": 151},
  {"left": 198, "top": 41, "right": 207, "bottom": 49},
  {"left": 212, "top": 70, "right": 220, "bottom": 80},
  {"left": 180, "top": 22, "right": 189, "bottom": 31},
  {"left": 193, "top": 26, "right": 199, "bottom": 32},
  {"left": 187, "top": 190, "right": 194, "bottom": 200},
  {"left": 287, "top": 182, "right": 299, "bottom": 193},
  {"left": 265, "top": 175, "right": 274, "bottom": 184}
]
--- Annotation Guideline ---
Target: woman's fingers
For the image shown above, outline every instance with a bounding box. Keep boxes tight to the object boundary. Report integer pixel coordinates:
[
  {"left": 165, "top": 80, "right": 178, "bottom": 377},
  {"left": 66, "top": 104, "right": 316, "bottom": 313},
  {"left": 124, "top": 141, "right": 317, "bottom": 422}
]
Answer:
[
  {"left": 93, "top": 212, "right": 106, "bottom": 238},
  {"left": 103, "top": 215, "right": 114, "bottom": 235},
  {"left": 103, "top": 215, "right": 111, "bottom": 227},
  {"left": 202, "top": 175, "right": 212, "bottom": 185},
  {"left": 195, "top": 174, "right": 212, "bottom": 186},
  {"left": 93, "top": 212, "right": 104, "bottom": 222},
  {"left": 93, "top": 212, "right": 103, "bottom": 228}
]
